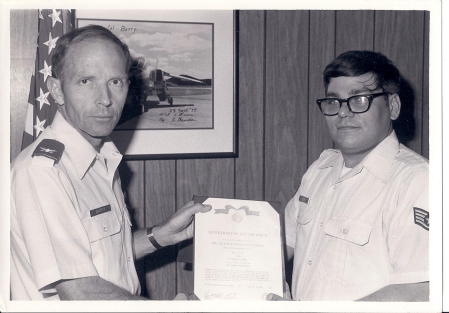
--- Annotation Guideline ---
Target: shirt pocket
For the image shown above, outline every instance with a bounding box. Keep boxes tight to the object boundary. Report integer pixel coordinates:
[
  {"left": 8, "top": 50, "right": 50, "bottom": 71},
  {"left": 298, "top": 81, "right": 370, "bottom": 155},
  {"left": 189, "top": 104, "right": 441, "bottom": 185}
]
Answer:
[
  {"left": 319, "top": 219, "right": 374, "bottom": 283},
  {"left": 81, "top": 209, "right": 122, "bottom": 243},
  {"left": 323, "top": 218, "right": 373, "bottom": 245}
]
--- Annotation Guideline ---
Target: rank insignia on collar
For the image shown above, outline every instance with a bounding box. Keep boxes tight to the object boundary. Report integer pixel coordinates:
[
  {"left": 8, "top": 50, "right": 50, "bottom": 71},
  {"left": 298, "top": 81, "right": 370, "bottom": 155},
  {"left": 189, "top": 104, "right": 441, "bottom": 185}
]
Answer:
[
  {"left": 413, "top": 207, "right": 429, "bottom": 231},
  {"left": 32, "top": 139, "right": 65, "bottom": 163}
]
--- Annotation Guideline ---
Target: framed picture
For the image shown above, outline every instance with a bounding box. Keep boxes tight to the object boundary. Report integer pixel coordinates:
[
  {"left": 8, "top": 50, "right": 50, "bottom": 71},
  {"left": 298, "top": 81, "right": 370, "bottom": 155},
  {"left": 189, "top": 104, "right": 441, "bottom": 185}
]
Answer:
[{"left": 76, "top": 10, "right": 237, "bottom": 159}]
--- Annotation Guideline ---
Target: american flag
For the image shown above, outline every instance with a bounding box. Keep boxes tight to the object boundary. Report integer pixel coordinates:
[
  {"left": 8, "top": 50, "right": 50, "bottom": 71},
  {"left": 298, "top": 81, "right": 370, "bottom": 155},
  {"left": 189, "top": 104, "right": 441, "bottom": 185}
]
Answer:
[{"left": 21, "top": 9, "right": 73, "bottom": 150}]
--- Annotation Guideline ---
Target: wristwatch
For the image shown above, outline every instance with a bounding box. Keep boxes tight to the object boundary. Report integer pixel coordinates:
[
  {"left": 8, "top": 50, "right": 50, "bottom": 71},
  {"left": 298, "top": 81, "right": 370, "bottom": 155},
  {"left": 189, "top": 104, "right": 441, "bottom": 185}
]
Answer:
[{"left": 147, "top": 226, "right": 163, "bottom": 249}]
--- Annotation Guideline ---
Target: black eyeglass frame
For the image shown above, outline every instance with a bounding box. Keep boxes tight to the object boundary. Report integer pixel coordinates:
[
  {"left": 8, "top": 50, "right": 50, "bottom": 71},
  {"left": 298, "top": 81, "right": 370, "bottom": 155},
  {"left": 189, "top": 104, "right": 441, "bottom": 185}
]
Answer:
[{"left": 316, "top": 92, "right": 390, "bottom": 116}]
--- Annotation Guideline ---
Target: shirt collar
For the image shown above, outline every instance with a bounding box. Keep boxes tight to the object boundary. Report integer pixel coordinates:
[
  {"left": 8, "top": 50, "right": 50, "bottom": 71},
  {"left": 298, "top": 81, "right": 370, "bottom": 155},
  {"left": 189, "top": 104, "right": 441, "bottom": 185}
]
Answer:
[
  {"left": 49, "top": 111, "right": 123, "bottom": 179},
  {"left": 318, "top": 150, "right": 342, "bottom": 169},
  {"left": 318, "top": 131, "right": 400, "bottom": 183},
  {"left": 98, "top": 138, "right": 123, "bottom": 182},
  {"left": 360, "top": 131, "right": 399, "bottom": 182}
]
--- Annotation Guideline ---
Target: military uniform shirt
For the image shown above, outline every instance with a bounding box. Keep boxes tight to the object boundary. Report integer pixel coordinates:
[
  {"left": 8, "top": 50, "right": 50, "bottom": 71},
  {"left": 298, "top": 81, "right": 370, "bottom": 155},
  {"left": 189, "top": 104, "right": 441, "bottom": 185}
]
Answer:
[
  {"left": 285, "top": 131, "right": 429, "bottom": 300},
  {"left": 10, "top": 112, "right": 140, "bottom": 300}
]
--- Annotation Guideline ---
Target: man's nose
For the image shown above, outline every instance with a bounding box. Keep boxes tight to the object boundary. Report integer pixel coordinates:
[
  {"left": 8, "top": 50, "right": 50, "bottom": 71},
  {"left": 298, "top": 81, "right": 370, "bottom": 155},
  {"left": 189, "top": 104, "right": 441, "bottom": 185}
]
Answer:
[
  {"left": 338, "top": 101, "right": 354, "bottom": 118},
  {"left": 96, "top": 84, "right": 112, "bottom": 107}
]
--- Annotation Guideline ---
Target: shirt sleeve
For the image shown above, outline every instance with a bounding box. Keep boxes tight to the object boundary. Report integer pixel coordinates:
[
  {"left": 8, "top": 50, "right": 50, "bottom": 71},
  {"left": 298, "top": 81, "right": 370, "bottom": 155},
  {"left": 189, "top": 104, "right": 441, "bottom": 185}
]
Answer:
[
  {"left": 11, "top": 164, "right": 99, "bottom": 293},
  {"left": 387, "top": 166, "right": 429, "bottom": 285},
  {"left": 284, "top": 161, "right": 319, "bottom": 251},
  {"left": 284, "top": 188, "right": 301, "bottom": 250}
]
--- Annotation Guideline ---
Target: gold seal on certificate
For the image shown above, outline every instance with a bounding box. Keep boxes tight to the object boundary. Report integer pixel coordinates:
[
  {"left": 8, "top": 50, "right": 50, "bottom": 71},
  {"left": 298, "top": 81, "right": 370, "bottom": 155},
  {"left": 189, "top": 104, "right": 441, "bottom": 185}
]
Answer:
[{"left": 193, "top": 196, "right": 284, "bottom": 300}]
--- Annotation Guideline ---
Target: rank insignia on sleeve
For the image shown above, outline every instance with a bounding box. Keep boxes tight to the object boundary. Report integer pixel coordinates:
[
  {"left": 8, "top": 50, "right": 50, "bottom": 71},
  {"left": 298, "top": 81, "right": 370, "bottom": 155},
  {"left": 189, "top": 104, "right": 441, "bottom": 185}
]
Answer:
[
  {"left": 413, "top": 207, "right": 429, "bottom": 231},
  {"left": 32, "top": 139, "right": 65, "bottom": 163}
]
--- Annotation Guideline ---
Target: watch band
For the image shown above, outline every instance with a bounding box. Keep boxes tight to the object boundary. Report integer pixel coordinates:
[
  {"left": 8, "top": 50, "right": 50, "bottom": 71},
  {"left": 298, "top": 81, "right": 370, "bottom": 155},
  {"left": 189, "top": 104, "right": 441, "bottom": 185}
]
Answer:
[{"left": 147, "top": 226, "right": 163, "bottom": 249}]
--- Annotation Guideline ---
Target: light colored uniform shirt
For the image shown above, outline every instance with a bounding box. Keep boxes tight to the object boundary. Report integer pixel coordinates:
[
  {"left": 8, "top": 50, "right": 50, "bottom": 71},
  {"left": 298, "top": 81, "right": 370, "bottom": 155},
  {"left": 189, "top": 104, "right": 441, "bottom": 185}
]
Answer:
[
  {"left": 10, "top": 112, "right": 140, "bottom": 300},
  {"left": 285, "top": 131, "right": 429, "bottom": 301}
]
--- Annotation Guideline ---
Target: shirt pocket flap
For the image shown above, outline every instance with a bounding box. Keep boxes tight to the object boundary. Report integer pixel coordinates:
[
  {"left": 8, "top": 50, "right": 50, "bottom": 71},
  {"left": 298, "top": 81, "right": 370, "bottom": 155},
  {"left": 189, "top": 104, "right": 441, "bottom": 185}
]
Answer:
[
  {"left": 324, "top": 219, "right": 373, "bottom": 246},
  {"left": 82, "top": 210, "right": 121, "bottom": 243}
]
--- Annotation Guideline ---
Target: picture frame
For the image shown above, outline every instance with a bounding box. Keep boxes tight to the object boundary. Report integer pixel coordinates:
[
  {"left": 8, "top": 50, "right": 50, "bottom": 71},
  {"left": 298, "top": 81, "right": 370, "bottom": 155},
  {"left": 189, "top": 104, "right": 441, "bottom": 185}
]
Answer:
[{"left": 75, "top": 10, "right": 238, "bottom": 160}]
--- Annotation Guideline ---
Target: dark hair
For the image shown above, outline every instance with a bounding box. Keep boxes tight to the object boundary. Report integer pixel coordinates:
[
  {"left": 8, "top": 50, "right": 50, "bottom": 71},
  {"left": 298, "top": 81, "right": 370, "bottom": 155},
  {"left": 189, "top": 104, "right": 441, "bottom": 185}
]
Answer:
[
  {"left": 323, "top": 50, "right": 401, "bottom": 94},
  {"left": 52, "top": 24, "right": 131, "bottom": 82}
]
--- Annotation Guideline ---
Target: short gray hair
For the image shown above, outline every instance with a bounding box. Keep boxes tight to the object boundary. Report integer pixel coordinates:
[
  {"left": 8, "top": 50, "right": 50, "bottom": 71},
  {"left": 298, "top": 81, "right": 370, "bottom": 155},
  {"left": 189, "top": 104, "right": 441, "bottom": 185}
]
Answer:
[{"left": 52, "top": 24, "right": 132, "bottom": 82}]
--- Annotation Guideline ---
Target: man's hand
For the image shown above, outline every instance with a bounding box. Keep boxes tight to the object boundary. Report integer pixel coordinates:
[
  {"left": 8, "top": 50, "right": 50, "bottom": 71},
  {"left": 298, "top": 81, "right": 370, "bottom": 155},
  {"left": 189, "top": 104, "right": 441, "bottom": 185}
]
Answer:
[
  {"left": 173, "top": 293, "right": 187, "bottom": 300},
  {"left": 357, "top": 282, "right": 429, "bottom": 301},
  {"left": 55, "top": 276, "right": 147, "bottom": 300},
  {"left": 265, "top": 282, "right": 293, "bottom": 301},
  {"left": 173, "top": 293, "right": 200, "bottom": 300},
  {"left": 265, "top": 293, "right": 292, "bottom": 301},
  {"left": 153, "top": 201, "right": 212, "bottom": 247}
]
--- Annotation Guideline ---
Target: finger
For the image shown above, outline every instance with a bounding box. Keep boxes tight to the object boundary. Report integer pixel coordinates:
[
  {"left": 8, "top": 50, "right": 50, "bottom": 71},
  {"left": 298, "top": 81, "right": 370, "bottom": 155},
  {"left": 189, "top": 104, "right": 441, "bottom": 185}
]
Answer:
[
  {"left": 173, "top": 293, "right": 188, "bottom": 300},
  {"left": 180, "top": 202, "right": 212, "bottom": 215},
  {"left": 199, "top": 204, "right": 212, "bottom": 213},
  {"left": 265, "top": 293, "right": 288, "bottom": 301},
  {"left": 188, "top": 293, "right": 200, "bottom": 300}
]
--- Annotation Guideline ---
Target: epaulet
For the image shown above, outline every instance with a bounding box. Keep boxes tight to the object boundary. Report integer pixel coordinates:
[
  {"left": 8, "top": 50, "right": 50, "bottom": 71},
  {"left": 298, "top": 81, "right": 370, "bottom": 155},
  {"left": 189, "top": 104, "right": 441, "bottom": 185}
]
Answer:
[{"left": 32, "top": 139, "right": 65, "bottom": 165}]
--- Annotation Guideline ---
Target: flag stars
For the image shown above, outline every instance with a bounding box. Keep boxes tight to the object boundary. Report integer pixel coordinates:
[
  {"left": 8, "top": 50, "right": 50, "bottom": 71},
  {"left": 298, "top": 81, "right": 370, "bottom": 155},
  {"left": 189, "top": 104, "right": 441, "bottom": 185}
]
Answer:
[
  {"left": 22, "top": 9, "right": 73, "bottom": 150},
  {"left": 36, "top": 88, "right": 50, "bottom": 110},
  {"left": 34, "top": 117, "right": 46, "bottom": 137},
  {"left": 39, "top": 61, "right": 52, "bottom": 82},
  {"left": 44, "top": 32, "right": 59, "bottom": 55},
  {"left": 48, "top": 9, "right": 62, "bottom": 27}
]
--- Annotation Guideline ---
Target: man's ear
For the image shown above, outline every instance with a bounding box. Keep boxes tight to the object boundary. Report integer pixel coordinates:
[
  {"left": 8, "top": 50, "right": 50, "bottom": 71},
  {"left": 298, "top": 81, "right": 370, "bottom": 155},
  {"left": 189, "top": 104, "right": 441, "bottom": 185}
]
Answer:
[
  {"left": 389, "top": 93, "right": 401, "bottom": 121},
  {"left": 47, "top": 77, "right": 64, "bottom": 105}
]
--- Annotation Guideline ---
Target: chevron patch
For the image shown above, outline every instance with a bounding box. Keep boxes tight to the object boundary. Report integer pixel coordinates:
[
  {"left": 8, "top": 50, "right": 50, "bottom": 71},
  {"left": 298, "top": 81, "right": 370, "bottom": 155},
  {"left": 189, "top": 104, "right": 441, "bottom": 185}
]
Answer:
[{"left": 413, "top": 207, "right": 429, "bottom": 231}]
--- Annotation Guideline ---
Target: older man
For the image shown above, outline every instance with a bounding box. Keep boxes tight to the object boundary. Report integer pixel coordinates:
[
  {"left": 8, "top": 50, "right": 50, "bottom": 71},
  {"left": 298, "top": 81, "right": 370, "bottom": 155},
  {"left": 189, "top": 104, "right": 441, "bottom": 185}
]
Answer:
[
  {"left": 268, "top": 50, "right": 429, "bottom": 301},
  {"left": 10, "top": 25, "right": 210, "bottom": 300}
]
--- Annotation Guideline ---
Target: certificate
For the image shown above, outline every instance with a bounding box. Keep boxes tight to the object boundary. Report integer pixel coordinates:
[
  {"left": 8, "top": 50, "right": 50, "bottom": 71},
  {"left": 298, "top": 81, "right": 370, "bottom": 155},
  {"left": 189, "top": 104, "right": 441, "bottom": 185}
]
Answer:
[{"left": 193, "top": 196, "right": 284, "bottom": 300}]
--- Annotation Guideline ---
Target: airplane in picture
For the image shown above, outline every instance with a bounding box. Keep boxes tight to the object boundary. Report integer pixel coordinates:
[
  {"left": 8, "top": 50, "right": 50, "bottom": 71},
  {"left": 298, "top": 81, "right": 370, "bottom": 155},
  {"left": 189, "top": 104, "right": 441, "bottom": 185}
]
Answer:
[
  {"left": 148, "top": 68, "right": 208, "bottom": 106},
  {"left": 117, "top": 57, "right": 212, "bottom": 126}
]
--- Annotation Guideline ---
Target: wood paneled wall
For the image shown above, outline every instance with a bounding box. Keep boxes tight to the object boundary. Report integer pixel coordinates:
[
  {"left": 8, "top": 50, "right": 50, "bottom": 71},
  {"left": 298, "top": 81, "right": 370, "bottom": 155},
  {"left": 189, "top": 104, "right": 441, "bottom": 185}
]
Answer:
[
  {"left": 10, "top": 10, "right": 429, "bottom": 300},
  {"left": 10, "top": 10, "right": 38, "bottom": 163}
]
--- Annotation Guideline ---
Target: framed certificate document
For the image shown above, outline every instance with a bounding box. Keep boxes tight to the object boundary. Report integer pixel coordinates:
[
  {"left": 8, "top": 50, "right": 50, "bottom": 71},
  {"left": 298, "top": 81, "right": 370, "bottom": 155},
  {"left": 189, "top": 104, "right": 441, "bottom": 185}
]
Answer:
[{"left": 193, "top": 196, "right": 285, "bottom": 300}]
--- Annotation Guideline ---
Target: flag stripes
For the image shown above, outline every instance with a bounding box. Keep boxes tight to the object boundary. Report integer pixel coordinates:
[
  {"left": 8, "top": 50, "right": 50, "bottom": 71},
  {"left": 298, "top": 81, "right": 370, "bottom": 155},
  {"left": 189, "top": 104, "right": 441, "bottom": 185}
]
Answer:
[{"left": 21, "top": 9, "right": 73, "bottom": 150}]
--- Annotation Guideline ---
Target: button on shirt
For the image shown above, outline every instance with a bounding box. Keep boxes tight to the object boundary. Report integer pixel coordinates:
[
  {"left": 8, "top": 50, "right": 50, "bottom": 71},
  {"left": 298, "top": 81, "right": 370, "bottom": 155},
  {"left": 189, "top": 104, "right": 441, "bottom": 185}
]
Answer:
[
  {"left": 285, "top": 131, "right": 429, "bottom": 301},
  {"left": 10, "top": 112, "right": 140, "bottom": 300}
]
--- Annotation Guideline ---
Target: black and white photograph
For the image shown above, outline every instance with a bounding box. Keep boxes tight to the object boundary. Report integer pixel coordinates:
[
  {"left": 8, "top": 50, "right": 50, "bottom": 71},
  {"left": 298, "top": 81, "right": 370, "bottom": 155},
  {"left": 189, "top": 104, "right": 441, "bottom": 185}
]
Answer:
[{"left": 1, "top": 1, "right": 444, "bottom": 312}]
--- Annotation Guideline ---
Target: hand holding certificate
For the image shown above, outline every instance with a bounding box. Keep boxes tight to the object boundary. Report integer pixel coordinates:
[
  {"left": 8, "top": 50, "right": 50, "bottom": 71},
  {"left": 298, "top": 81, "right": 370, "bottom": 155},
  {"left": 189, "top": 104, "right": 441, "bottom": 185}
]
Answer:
[{"left": 193, "top": 197, "right": 284, "bottom": 300}]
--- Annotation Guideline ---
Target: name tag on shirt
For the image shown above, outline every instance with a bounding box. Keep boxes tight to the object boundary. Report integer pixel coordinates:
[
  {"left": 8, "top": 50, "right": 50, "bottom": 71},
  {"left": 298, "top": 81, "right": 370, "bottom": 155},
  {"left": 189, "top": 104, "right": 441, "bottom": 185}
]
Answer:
[
  {"left": 90, "top": 205, "right": 111, "bottom": 217},
  {"left": 299, "top": 195, "right": 310, "bottom": 204}
]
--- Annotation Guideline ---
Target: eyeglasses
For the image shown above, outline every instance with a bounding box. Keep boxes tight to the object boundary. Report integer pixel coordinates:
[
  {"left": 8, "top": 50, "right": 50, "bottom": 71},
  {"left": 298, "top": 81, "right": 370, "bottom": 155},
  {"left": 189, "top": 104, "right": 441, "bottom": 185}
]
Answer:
[{"left": 316, "top": 92, "right": 390, "bottom": 116}]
